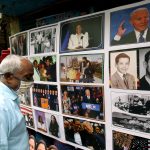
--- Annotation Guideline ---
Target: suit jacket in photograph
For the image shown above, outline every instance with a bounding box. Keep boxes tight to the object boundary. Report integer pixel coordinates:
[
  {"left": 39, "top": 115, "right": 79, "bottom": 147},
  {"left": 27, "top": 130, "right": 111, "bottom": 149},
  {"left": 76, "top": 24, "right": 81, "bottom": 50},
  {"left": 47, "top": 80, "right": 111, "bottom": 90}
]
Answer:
[
  {"left": 111, "top": 28, "right": 150, "bottom": 45},
  {"left": 111, "top": 72, "right": 136, "bottom": 89}
]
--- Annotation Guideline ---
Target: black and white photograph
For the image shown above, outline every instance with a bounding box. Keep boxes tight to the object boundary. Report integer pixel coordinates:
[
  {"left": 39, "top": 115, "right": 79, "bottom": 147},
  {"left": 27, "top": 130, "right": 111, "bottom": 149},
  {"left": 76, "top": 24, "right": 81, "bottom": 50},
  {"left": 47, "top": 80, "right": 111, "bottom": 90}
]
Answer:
[
  {"left": 61, "top": 84, "right": 104, "bottom": 120},
  {"left": 64, "top": 116, "right": 105, "bottom": 150},
  {"left": 112, "top": 112, "right": 150, "bottom": 133},
  {"left": 30, "top": 55, "right": 57, "bottom": 82},
  {"left": 113, "top": 130, "right": 150, "bottom": 150},
  {"left": 29, "top": 26, "right": 57, "bottom": 54},
  {"left": 60, "top": 54, "right": 104, "bottom": 83},
  {"left": 111, "top": 92, "right": 150, "bottom": 116},
  {"left": 32, "top": 83, "right": 59, "bottom": 111},
  {"left": 10, "top": 32, "right": 28, "bottom": 56},
  {"left": 45, "top": 113, "right": 61, "bottom": 138},
  {"left": 60, "top": 13, "right": 104, "bottom": 53}
]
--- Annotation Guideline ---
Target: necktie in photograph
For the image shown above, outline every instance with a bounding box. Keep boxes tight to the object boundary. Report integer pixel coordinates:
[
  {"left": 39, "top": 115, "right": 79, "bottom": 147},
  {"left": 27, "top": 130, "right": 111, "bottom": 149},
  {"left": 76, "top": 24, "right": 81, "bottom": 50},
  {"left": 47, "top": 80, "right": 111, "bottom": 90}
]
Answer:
[
  {"left": 139, "top": 31, "right": 145, "bottom": 43},
  {"left": 123, "top": 74, "right": 129, "bottom": 88}
]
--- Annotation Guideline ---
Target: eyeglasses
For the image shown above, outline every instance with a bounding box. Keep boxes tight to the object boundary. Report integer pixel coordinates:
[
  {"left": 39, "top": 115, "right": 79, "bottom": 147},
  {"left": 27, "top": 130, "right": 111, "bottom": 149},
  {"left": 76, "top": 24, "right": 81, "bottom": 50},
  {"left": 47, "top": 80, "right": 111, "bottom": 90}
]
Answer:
[{"left": 13, "top": 75, "right": 34, "bottom": 82}]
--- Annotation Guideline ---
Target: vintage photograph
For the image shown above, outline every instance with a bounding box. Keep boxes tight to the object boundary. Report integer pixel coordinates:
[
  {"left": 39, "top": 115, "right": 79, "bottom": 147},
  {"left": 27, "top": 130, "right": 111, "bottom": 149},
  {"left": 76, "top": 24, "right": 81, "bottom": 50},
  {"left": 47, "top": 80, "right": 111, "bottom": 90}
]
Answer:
[
  {"left": 61, "top": 84, "right": 104, "bottom": 120},
  {"left": 112, "top": 112, "right": 150, "bottom": 133},
  {"left": 10, "top": 32, "right": 28, "bottom": 56},
  {"left": 138, "top": 48, "right": 150, "bottom": 90},
  {"left": 45, "top": 113, "right": 61, "bottom": 138},
  {"left": 110, "top": 4, "right": 150, "bottom": 46},
  {"left": 64, "top": 117, "right": 105, "bottom": 149},
  {"left": 109, "top": 50, "right": 137, "bottom": 90},
  {"left": 20, "top": 106, "right": 34, "bottom": 128},
  {"left": 35, "top": 110, "right": 47, "bottom": 133},
  {"left": 60, "top": 54, "right": 104, "bottom": 83},
  {"left": 113, "top": 130, "right": 150, "bottom": 150},
  {"left": 32, "top": 83, "right": 59, "bottom": 111},
  {"left": 111, "top": 92, "right": 150, "bottom": 116},
  {"left": 29, "top": 26, "right": 56, "bottom": 54},
  {"left": 30, "top": 55, "right": 57, "bottom": 82},
  {"left": 60, "top": 13, "right": 104, "bottom": 53}
]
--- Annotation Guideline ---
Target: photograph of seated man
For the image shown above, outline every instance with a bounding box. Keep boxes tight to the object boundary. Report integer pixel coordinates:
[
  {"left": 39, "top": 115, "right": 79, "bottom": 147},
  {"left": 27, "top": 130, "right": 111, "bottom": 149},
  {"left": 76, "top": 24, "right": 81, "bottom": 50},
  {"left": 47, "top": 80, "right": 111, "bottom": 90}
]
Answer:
[{"left": 61, "top": 85, "right": 104, "bottom": 120}]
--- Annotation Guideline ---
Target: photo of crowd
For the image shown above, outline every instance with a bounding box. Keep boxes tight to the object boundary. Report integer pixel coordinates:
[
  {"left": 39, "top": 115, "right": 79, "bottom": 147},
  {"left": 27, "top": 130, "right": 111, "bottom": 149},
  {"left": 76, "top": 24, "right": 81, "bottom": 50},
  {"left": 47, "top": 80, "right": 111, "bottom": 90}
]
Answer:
[
  {"left": 61, "top": 85, "right": 104, "bottom": 120},
  {"left": 112, "top": 112, "right": 150, "bottom": 133},
  {"left": 30, "top": 55, "right": 57, "bottom": 82},
  {"left": 20, "top": 106, "right": 34, "bottom": 128},
  {"left": 30, "top": 26, "right": 56, "bottom": 54},
  {"left": 60, "top": 54, "right": 104, "bottom": 83},
  {"left": 112, "top": 92, "right": 150, "bottom": 116},
  {"left": 32, "top": 83, "right": 59, "bottom": 111},
  {"left": 113, "top": 131, "right": 150, "bottom": 150},
  {"left": 64, "top": 117, "right": 105, "bottom": 150},
  {"left": 10, "top": 32, "right": 28, "bottom": 56}
]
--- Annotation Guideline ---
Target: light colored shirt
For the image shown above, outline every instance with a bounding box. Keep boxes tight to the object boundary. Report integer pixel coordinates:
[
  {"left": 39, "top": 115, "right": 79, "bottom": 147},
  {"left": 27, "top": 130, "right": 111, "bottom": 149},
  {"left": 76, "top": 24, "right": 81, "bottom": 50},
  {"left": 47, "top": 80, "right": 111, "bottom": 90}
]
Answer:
[{"left": 0, "top": 82, "right": 29, "bottom": 150}]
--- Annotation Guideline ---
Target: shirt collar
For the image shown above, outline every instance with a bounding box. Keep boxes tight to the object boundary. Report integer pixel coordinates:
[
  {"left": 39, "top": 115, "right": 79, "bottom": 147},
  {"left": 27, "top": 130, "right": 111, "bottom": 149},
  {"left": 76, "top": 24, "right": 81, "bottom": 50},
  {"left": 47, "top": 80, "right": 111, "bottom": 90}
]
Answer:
[
  {"left": 117, "top": 71, "right": 125, "bottom": 80},
  {"left": 134, "top": 28, "right": 148, "bottom": 41}
]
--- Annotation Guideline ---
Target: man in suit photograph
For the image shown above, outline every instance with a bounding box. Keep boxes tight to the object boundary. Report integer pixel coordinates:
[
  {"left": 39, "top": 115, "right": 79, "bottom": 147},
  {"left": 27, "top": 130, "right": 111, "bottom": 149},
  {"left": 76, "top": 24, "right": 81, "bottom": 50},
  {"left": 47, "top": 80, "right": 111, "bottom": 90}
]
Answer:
[
  {"left": 111, "top": 7, "right": 150, "bottom": 45},
  {"left": 138, "top": 50, "right": 150, "bottom": 90},
  {"left": 111, "top": 53, "right": 136, "bottom": 89}
]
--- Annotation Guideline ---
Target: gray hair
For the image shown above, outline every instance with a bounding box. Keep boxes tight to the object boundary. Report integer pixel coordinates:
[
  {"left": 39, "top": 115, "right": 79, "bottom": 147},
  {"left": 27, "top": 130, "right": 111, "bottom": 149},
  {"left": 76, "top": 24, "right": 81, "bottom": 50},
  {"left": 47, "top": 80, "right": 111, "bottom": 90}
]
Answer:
[
  {"left": 0, "top": 54, "right": 27, "bottom": 75},
  {"left": 130, "top": 7, "right": 149, "bottom": 18}
]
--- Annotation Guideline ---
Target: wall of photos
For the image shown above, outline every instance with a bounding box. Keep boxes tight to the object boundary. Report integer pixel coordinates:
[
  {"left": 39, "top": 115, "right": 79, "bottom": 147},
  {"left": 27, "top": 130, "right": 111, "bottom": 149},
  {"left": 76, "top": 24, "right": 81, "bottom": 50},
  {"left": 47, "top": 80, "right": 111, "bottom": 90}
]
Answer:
[{"left": 9, "top": 1, "right": 150, "bottom": 149}]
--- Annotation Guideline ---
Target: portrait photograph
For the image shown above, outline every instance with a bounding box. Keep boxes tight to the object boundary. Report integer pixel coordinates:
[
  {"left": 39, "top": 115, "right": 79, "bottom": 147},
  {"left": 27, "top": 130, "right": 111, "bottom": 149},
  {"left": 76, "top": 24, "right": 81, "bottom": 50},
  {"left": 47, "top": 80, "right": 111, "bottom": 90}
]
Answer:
[
  {"left": 60, "top": 54, "right": 104, "bottom": 83},
  {"left": 29, "top": 25, "right": 57, "bottom": 55},
  {"left": 10, "top": 32, "right": 28, "bottom": 56},
  {"left": 60, "top": 13, "right": 104, "bottom": 53},
  {"left": 20, "top": 106, "right": 34, "bottom": 129},
  {"left": 110, "top": 4, "right": 150, "bottom": 46},
  {"left": 112, "top": 112, "right": 150, "bottom": 134},
  {"left": 29, "top": 55, "right": 57, "bottom": 82},
  {"left": 32, "top": 83, "right": 59, "bottom": 111},
  {"left": 138, "top": 47, "right": 150, "bottom": 91},
  {"left": 111, "top": 91, "right": 150, "bottom": 116},
  {"left": 113, "top": 130, "right": 150, "bottom": 150},
  {"left": 109, "top": 50, "right": 137, "bottom": 90},
  {"left": 61, "top": 84, "right": 104, "bottom": 120},
  {"left": 64, "top": 116, "right": 105, "bottom": 150},
  {"left": 45, "top": 113, "right": 61, "bottom": 138},
  {"left": 35, "top": 110, "right": 47, "bottom": 133}
]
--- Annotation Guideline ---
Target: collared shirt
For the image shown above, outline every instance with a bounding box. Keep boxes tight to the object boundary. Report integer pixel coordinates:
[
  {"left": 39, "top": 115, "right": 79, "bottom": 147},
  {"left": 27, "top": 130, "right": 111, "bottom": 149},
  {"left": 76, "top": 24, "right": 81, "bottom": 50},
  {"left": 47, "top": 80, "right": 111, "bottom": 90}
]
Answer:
[
  {"left": 117, "top": 71, "right": 125, "bottom": 80},
  {"left": 134, "top": 28, "right": 148, "bottom": 42},
  {"left": 0, "top": 82, "right": 29, "bottom": 150}
]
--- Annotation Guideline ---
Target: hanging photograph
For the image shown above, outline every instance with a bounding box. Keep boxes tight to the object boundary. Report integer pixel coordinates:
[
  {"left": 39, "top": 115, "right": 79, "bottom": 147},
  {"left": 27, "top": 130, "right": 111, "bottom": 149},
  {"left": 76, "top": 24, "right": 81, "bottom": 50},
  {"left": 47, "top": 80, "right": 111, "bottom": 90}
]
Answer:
[
  {"left": 35, "top": 110, "right": 47, "bottom": 133},
  {"left": 64, "top": 116, "right": 105, "bottom": 149},
  {"left": 61, "top": 84, "right": 104, "bottom": 120},
  {"left": 32, "top": 83, "right": 59, "bottom": 111},
  {"left": 20, "top": 106, "right": 34, "bottom": 128},
  {"left": 113, "top": 130, "right": 150, "bottom": 150},
  {"left": 29, "top": 55, "right": 57, "bottom": 82},
  {"left": 60, "top": 13, "right": 104, "bottom": 53},
  {"left": 29, "top": 25, "right": 57, "bottom": 54},
  {"left": 109, "top": 50, "right": 137, "bottom": 90},
  {"left": 60, "top": 53, "right": 104, "bottom": 83},
  {"left": 10, "top": 31, "right": 28, "bottom": 56},
  {"left": 110, "top": 4, "right": 150, "bottom": 46},
  {"left": 45, "top": 113, "right": 61, "bottom": 138}
]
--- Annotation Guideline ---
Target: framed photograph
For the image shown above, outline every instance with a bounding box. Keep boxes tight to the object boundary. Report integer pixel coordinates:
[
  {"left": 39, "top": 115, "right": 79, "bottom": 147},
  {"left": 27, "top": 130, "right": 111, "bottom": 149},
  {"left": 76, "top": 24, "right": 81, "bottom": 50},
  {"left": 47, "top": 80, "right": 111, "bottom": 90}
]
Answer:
[
  {"left": 110, "top": 4, "right": 150, "bottom": 46},
  {"left": 29, "top": 55, "right": 57, "bottom": 82},
  {"left": 35, "top": 110, "right": 47, "bottom": 133},
  {"left": 10, "top": 31, "right": 28, "bottom": 56},
  {"left": 45, "top": 113, "right": 61, "bottom": 138},
  {"left": 61, "top": 84, "right": 104, "bottom": 120},
  {"left": 32, "top": 83, "right": 59, "bottom": 111},
  {"left": 113, "top": 130, "right": 150, "bottom": 150},
  {"left": 109, "top": 50, "right": 137, "bottom": 90},
  {"left": 60, "top": 54, "right": 104, "bottom": 83},
  {"left": 60, "top": 13, "right": 104, "bottom": 53},
  {"left": 64, "top": 116, "right": 105, "bottom": 149},
  {"left": 29, "top": 25, "right": 57, "bottom": 54},
  {"left": 20, "top": 106, "right": 34, "bottom": 128}
]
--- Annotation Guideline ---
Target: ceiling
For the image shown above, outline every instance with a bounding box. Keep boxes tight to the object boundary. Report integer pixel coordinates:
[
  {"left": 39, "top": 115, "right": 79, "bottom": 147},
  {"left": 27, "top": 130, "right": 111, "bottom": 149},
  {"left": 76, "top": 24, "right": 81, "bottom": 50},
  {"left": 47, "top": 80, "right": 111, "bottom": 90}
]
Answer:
[{"left": 0, "top": 0, "right": 144, "bottom": 17}]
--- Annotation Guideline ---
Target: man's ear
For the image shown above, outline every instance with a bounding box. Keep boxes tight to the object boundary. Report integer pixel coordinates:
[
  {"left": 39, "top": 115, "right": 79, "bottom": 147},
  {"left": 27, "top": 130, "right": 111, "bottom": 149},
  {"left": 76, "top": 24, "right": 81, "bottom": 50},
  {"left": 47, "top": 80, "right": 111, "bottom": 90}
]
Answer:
[
  {"left": 143, "top": 61, "right": 148, "bottom": 69},
  {"left": 3, "top": 72, "right": 13, "bottom": 80}
]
